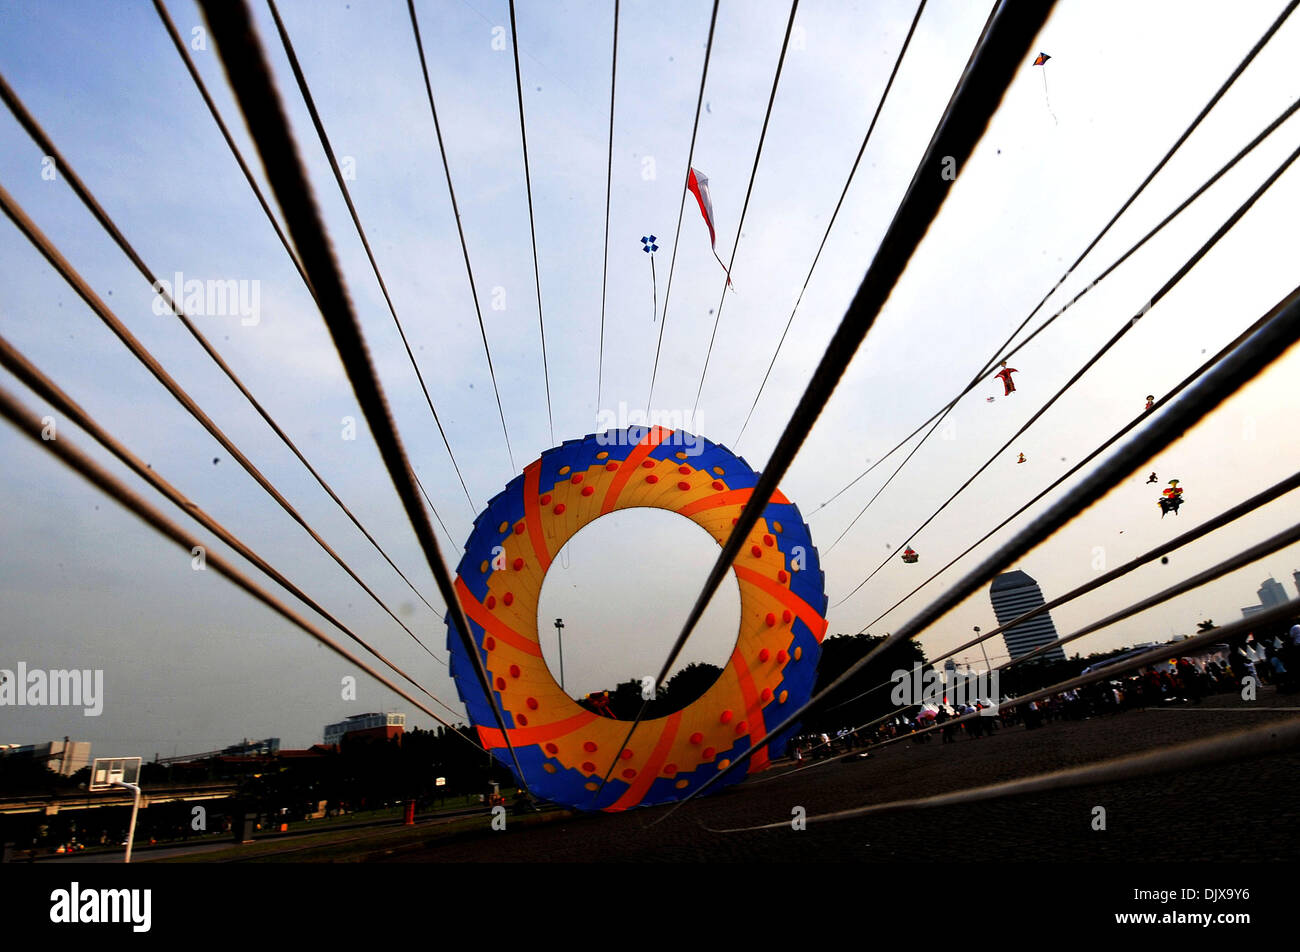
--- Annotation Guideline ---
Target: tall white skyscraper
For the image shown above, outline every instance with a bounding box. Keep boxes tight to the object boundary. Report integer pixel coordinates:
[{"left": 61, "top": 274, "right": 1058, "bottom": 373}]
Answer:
[{"left": 989, "top": 570, "right": 1066, "bottom": 663}]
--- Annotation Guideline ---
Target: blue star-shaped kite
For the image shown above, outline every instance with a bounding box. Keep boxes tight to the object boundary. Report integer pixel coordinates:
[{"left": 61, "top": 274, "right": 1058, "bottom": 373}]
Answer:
[{"left": 641, "top": 235, "right": 658, "bottom": 253}]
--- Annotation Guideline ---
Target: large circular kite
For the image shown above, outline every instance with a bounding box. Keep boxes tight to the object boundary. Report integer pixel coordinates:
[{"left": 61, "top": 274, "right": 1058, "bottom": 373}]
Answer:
[{"left": 445, "top": 426, "right": 827, "bottom": 811}]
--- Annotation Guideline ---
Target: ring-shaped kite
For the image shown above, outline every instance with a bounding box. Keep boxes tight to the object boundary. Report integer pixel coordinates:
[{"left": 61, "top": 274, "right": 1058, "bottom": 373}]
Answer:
[{"left": 445, "top": 427, "right": 827, "bottom": 811}]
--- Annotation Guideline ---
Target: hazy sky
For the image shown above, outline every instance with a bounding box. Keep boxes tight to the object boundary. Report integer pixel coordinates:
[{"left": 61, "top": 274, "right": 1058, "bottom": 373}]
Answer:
[{"left": 2, "top": 0, "right": 1299, "bottom": 757}]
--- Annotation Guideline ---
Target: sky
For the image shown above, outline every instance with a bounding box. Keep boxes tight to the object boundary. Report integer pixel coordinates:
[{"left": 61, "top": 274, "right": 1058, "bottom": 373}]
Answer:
[{"left": 1, "top": 0, "right": 1299, "bottom": 757}]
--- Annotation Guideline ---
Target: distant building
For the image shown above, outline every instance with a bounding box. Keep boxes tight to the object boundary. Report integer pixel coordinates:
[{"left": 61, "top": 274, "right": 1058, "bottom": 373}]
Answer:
[
  {"left": 1258, "top": 578, "right": 1288, "bottom": 608},
  {"left": 1241, "top": 577, "right": 1290, "bottom": 618},
  {"left": 0, "top": 739, "right": 92, "bottom": 776},
  {"left": 221, "top": 737, "right": 280, "bottom": 757},
  {"left": 323, "top": 712, "right": 405, "bottom": 746},
  {"left": 989, "top": 570, "right": 1065, "bottom": 663}
]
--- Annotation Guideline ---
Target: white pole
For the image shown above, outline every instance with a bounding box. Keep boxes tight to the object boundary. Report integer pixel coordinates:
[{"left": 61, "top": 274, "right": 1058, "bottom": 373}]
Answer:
[{"left": 113, "top": 782, "right": 141, "bottom": 863}]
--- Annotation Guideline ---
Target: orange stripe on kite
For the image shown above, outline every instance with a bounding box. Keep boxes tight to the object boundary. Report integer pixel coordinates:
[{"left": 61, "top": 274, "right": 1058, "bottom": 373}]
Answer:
[
  {"left": 608, "top": 710, "right": 684, "bottom": 812},
  {"left": 476, "top": 707, "right": 600, "bottom": 749},
  {"left": 600, "top": 427, "right": 669, "bottom": 516},
  {"left": 729, "top": 645, "right": 769, "bottom": 773},
  {"left": 454, "top": 578, "right": 542, "bottom": 657},
  {"left": 522, "top": 460, "right": 553, "bottom": 571},
  {"left": 733, "top": 565, "right": 829, "bottom": 642},
  {"left": 676, "top": 486, "right": 790, "bottom": 519}
]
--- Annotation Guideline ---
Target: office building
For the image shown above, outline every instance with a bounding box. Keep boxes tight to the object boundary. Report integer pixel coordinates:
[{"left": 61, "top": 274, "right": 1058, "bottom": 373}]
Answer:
[
  {"left": 323, "top": 712, "right": 405, "bottom": 746},
  {"left": 989, "top": 570, "right": 1066, "bottom": 663}
]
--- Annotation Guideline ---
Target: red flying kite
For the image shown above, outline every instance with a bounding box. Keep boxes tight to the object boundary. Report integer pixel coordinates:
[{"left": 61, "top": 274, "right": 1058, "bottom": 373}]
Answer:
[
  {"left": 994, "top": 361, "right": 1018, "bottom": 396},
  {"left": 687, "top": 167, "right": 733, "bottom": 288}
]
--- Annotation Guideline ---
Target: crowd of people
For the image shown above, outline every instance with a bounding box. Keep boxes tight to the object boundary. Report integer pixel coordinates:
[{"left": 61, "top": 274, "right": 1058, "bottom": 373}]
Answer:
[{"left": 787, "top": 626, "right": 1300, "bottom": 760}]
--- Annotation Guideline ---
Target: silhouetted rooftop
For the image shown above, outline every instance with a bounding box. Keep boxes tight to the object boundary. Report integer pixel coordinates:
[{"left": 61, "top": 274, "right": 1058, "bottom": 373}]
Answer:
[{"left": 990, "top": 570, "right": 1038, "bottom": 592}]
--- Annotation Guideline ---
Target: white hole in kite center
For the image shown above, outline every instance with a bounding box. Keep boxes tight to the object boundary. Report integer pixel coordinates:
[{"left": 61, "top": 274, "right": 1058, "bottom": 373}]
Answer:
[{"left": 536, "top": 508, "right": 741, "bottom": 718}]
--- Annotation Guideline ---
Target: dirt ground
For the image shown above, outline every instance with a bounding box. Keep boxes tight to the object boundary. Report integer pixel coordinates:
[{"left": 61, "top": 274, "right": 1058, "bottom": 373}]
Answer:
[{"left": 375, "top": 687, "right": 1300, "bottom": 862}]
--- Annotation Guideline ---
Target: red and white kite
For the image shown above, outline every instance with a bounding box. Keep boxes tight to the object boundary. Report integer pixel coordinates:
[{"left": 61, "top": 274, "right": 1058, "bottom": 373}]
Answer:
[{"left": 687, "top": 167, "right": 733, "bottom": 288}]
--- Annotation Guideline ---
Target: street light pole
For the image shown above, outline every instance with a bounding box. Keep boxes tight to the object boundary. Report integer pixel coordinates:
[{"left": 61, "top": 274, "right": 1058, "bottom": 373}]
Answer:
[
  {"left": 974, "top": 625, "right": 991, "bottom": 672},
  {"left": 554, "top": 618, "right": 565, "bottom": 691}
]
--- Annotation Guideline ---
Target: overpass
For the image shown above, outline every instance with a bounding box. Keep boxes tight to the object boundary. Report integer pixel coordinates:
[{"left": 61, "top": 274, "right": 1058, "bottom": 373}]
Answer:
[{"left": 0, "top": 781, "right": 239, "bottom": 816}]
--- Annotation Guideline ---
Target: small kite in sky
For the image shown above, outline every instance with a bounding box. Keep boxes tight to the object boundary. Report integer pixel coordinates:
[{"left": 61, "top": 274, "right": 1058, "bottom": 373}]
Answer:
[
  {"left": 642, "top": 235, "right": 659, "bottom": 321},
  {"left": 1016, "top": 452, "right": 1027, "bottom": 464},
  {"left": 1146, "top": 472, "right": 1159, "bottom": 484},
  {"left": 1034, "top": 52, "right": 1058, "bottom": 124},
  {"left": 994, "top": 361, "right": 1018, "bottom": 396},
  {"left": 1145, "top": 394, "right": 1155, "bottom": 411},
  {"left": 986, "top": 396, "right": 995, "bottom": 403},
  {"left": 901, "top": 546, "right": 919, "bottom": 564},
  {"left": 687, "top": 167, "right": 734, "bottom": 288},
  {"left": 1158, "top": 479, "right": 1185, "bottom": 517}
]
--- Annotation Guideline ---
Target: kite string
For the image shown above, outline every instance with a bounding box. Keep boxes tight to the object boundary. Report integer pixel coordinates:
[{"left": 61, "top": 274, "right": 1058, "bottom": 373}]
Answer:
[
  {"left": 839, "top": 300, "right": 1287, "bottom": 660},
  {"left": 596, "top": 0, "right": 619, "bottom": 414},
  {"left": 650, "top": 252, "right": 658, "bottom": 323},
  {"left": 507, "top": 0, "right": 556, "bottom": 447},
  {"left": 828, "top": 569, "right": 1300, "bottom": 777},
  {"left": 713, "top": 716, "right": 1300, "bottom": 833},
  {"left": 734, "top": 0, "right": 928, "bottom": 447},
  {"left": 831, "top": 91, "right": 1300, "bottom": 546},
  {"left": 650, "top": 0, "right": 1040, "bottom": 703},
  {"left": 599, "top": 0, "right": 803, "bottom": 805},
  {"left": 407, "top": 0, "right": 518, "bottom": 481},
  {"left": 0, "top": 56, "right": 451, "bottom": 626},
  {"left": 644, "top": 0, "right": 721, "bottom": 417},
  {"left": 0, "top": 383, "right": 485, "bottom": 755},
  {"left": 647, "top": 282, "right": 1300, "bottom": 826},
  {"left": 1040, "top": 64, "right": 1058, "bottom": 124},
  {"left": 270, "top": 0, "right": 505, "bottom": 489},
  {"left": 621, "top": 1, "right": 1050, "bottom": 817},
  {"left": 0, "top": 333, "right": 463, "bottom": 715},
  {"left": 0, "top": 181, "right": 445, "bottom": 662},
  {"left": 691, "top": 0, "right": 799, "bottom": 419},
  {"left": 816, "top": 464, "right": 1300, "bottom": 733},
  {"left": 832, "top": 133, "right": 1300, "bottom": 610},
  {"left": 811, "top": 0, "right": 1298, "bottom": 515},
  {"left": 198, "top": 0, "right": 532, "bottom": 791}
]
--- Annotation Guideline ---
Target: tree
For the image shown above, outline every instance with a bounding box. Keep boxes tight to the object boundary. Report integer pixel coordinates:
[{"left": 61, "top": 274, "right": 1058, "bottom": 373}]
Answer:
[
  {"left": 806, "top": 633, "right": 928, "bottom": 733},
  {"left": 652, "top": 662, "right": 723, "bottom": 717},
  {"left": 579, "top": 662, "right": 726, "bottom": 719}
]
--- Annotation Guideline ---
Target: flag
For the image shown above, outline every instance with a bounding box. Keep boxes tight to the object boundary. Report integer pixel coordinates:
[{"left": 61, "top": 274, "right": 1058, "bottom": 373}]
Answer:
[{"left": 687, "top": 167, "right": 733, "bottom": 287}]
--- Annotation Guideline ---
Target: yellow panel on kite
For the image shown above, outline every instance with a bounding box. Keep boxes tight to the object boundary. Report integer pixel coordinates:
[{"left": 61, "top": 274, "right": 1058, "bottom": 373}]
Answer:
[{"left": 445, "top": 427, "right": 826, "bottom": 811}]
